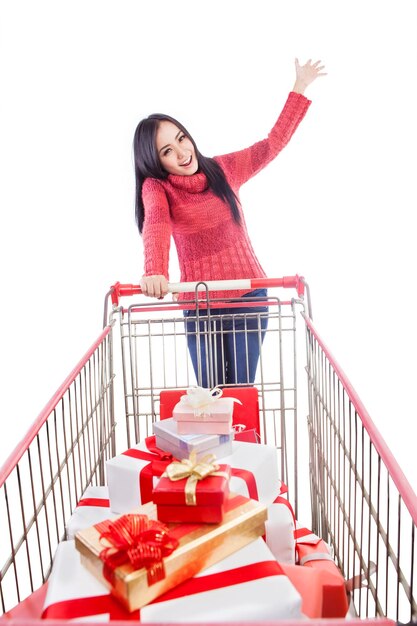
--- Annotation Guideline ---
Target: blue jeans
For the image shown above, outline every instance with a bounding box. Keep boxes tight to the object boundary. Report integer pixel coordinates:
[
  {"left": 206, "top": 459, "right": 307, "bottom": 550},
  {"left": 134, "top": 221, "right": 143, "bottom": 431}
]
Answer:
[{"left": 183, "top": 289, "right": 268, "bottom": 387}]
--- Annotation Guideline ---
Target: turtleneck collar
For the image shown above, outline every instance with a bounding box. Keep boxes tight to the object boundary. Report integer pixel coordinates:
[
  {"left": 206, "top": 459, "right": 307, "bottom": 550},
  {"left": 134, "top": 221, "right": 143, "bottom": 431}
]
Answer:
[{"left": 168, "top": 171, "right": 208, "bottom": 193}]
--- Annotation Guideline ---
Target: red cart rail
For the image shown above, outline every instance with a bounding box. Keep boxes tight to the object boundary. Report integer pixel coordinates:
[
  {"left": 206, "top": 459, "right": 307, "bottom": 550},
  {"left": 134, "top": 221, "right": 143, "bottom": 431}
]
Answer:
[{"left": 0, "top": 276, "right": 416, "bottom": 625}]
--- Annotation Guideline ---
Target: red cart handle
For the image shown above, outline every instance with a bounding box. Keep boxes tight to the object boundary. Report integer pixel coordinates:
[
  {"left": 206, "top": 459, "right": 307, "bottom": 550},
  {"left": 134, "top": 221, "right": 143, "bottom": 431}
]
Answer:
[{"left": 110, "top": 276, "right": 306, "bottom": 306}]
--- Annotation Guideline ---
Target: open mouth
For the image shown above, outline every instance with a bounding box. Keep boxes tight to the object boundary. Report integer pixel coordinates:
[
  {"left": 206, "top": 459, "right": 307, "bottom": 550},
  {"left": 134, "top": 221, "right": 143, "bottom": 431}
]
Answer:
[{"left": 180, "top": 155, "right": 192, "bottom": 167}]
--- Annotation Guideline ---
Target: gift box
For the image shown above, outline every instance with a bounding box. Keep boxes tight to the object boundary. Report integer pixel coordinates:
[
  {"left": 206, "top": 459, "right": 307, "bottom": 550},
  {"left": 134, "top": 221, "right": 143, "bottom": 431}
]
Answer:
[
  {"left": 152, "top": 456, "right": 231, "bottom": 523},
  {"left": 153, "top": 417, "right": 234, "bottom": 460},
  {"left": 106, "top": 435, "right": 175, "bottom": 513},
  {"left": 66, "top": 485, "right": 296, "bottom": 565},
  {"left": 295, "top": 525, "right": 349, "bottom": 617},
  {"left": 174, "top": 400, "right": 234, "bottom": 435},
  {"left": 107, "top": 438, "right": 280, "bottom": 514},
  {"left": 160, "top": 386, "right": 261, "bottom": 437},
  {"left": 140, "top": 539, "right": 304, "bottom": 622},
  {"left": 43, "top": 538, "right": 306, "bottom": 621},
  {"left": 233, "top": 426, "right": 260, "bottom": 442},
  {"left": 74, "top": 494, "right": 267, "bottom": 611},
  {"left": 173, "top": 388, "right": 235, "bottom": 435},
  {"left": 220, "top": 439, "right": 280, "bottom": 504},
  {"left": 66, "top": 485, "right": 113, "bottom": 540},
  {"left": 264, "top": 491, "right": 296, "bottom": 564}
]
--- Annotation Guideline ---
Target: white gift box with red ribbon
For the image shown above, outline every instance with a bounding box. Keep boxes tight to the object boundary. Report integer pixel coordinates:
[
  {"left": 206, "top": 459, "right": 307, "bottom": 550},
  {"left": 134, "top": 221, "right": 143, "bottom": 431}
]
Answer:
[
  {"left": 106, "top": 435, "right": 178, "bottom": 514},
  {"left": 66, "top": 486, "right": 113, "bottom": 540},
  {"left": 266, "top": 491, "right": 296, "bottom": 564},
  {"left": 106, "top": 438, "right": 281, "bottom": 514},
  {"left": 42, "top": 538, "right": 304, "bottom": 622},
  {"left": 65, "top": 484, "right": 296, "bottom": 564},
  {"left": 218, "top": 440, "right": 281, "bottom": 504}
]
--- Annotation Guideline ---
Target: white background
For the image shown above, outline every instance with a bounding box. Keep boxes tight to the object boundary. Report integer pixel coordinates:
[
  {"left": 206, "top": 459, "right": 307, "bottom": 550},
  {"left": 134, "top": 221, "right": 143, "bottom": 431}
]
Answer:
[{"left": 1, "top": 0, "right": 416, "bottom": 493}]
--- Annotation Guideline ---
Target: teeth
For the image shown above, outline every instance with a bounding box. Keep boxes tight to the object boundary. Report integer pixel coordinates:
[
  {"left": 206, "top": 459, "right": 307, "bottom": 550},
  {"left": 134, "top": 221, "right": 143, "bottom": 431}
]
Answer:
[{"left": 181, "top": 156, "right": 191, "bottom": 166}]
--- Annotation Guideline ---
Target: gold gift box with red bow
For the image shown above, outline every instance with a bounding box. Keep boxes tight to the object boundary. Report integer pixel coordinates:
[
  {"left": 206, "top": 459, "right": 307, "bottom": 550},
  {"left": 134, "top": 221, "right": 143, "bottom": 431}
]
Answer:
[{"left": 74, "top": 494, "right": 267, "bottom": 612}]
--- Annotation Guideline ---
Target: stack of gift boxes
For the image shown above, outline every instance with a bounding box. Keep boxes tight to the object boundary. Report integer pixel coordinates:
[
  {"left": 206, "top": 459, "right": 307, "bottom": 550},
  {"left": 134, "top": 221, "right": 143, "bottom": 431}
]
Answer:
[{"left": 42, "top": 387, "right": 349, "bottom": 621}]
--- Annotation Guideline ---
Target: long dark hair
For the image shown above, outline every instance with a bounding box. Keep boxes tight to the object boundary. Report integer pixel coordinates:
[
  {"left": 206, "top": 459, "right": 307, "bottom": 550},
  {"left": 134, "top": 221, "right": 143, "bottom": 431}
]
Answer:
[{"left": 133, "top": 113, "right": 241, "bottom": 233}]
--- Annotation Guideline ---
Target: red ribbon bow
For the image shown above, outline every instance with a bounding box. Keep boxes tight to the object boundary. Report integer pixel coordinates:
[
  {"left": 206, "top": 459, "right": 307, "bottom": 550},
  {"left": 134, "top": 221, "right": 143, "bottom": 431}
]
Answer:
[{"left": 97, "top": 514, "right": 179, "bottom": 586}]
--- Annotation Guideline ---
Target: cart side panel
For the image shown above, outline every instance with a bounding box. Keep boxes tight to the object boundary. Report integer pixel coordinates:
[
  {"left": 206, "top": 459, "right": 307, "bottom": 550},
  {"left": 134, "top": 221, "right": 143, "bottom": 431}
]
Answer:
[
  {"left": 305, "top": 315, "right": 417, "bottom": 623},
  {"left": 0, "top": 327, "right": 115, "bottom": 615}
]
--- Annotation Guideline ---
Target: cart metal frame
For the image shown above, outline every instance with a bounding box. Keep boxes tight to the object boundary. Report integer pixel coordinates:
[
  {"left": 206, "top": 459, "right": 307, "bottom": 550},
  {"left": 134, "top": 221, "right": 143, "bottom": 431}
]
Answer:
[{"left": 0, "top": 276, "right": 416, "bottom": 625}]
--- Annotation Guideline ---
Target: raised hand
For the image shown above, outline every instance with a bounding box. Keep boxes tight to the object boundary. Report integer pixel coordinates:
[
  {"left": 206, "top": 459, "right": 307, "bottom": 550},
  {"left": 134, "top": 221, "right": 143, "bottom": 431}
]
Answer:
[{"left": 293, "top": 58, "right": 327, "bottom": 94}]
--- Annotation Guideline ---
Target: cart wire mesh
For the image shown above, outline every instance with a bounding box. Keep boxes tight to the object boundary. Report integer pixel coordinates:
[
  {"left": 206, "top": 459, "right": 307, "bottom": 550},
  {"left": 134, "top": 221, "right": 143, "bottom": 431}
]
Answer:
[
  {"left": 114, "top": 293, "right": 300, "bottom": 506},
  {"left": 0, "top": 327, "right": 114, "bottom": 616},
  {"left": 305, "top": 314, "right": 417, "bottom": 623},
  {"left": 0, "top": 277, "right": 416, "bottom": 625}
]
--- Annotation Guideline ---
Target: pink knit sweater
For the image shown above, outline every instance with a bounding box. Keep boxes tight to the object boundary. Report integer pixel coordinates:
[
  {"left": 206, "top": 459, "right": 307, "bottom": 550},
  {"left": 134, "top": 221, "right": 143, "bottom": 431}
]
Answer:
[{"left": 142, "top": 91, "right": 311, "bottom": 300}]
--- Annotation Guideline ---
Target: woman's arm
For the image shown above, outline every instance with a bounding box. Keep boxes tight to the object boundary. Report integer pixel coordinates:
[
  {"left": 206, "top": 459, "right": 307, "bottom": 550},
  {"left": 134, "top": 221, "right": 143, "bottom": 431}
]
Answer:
[
  {"left": 216, "top": 58, "right": 326, "bottom": 188},
  {"left": 141, "top": 178, "right": 172, "bottom": 298}
]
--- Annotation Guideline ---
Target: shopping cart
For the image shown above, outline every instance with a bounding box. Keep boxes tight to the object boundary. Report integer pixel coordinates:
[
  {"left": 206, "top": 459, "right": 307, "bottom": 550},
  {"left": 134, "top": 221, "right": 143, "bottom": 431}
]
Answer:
[{"left": 0, "top": 275, "right": 416, "bottom": 625}]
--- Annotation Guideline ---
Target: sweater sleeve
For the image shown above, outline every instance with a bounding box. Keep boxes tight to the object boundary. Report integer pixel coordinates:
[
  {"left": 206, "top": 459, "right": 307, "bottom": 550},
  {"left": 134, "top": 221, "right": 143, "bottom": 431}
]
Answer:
[
  {"left": 141, "top": 178, "right": 172, "bottom": 278},
  {"left": 216, "top": 92, "right": 311, "bottom": 188}
]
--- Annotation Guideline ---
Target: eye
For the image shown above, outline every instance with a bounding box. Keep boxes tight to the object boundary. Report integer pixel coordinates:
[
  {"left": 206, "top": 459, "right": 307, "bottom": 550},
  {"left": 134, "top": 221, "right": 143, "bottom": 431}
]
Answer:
[
  {"left": 178, "top": 134, "right": 187, "bottom": 142},
  {"left": 162, "top": 147, "right": 172, "bottom": 157}
]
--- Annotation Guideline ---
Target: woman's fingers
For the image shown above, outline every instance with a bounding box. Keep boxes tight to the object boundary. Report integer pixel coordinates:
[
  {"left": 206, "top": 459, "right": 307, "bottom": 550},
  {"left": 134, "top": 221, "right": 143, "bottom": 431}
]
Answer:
[
  {"left": 295, "top": 57, "right": 327, "bottom": 85},
  {"left": 140, "top": 275, "right": 169, "bottom": 298}
]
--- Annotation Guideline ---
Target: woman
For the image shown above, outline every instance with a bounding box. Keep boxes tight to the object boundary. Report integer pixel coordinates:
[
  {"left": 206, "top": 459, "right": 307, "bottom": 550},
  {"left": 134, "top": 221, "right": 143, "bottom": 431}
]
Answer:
[{"left": 133, "top": 58, "right": 326, "bottom": 387}]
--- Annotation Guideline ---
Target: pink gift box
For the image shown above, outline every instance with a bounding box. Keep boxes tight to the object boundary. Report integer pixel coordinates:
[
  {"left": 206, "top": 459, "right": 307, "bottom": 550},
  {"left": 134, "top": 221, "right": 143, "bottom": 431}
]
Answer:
[
  {"left": 173, "top": 397, "right": 234, "bottom": 435},
  {"left": 42, "top": 538, "right": 305, "bottom": 621}
]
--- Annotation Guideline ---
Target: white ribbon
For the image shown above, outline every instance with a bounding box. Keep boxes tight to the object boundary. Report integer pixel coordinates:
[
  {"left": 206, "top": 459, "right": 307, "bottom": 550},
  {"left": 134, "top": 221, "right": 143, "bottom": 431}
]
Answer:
[
  {"left": 299, "top": 552, "right": 335, "bottom": 566},
  {"left": 178, "top": 386, "right": 241, "bottom": 417}
]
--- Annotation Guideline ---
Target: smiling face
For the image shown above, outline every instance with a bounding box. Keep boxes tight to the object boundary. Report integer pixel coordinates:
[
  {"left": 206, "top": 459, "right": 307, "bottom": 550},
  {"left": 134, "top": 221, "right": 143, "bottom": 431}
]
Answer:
[{"left": 155, "top": 120, "right": 199, "bottom": 176}]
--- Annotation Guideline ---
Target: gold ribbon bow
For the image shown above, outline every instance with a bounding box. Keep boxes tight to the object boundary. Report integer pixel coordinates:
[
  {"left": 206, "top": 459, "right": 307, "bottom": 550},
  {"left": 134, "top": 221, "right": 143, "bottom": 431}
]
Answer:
[{"left": 164, "top": 452, "right": 229, "bottom": 506}]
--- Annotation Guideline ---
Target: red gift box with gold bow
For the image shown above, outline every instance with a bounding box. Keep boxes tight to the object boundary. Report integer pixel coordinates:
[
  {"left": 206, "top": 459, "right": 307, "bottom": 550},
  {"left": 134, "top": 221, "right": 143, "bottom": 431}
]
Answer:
[{"left": 152, "top": 453, "right": 231, "bottom": 523}]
